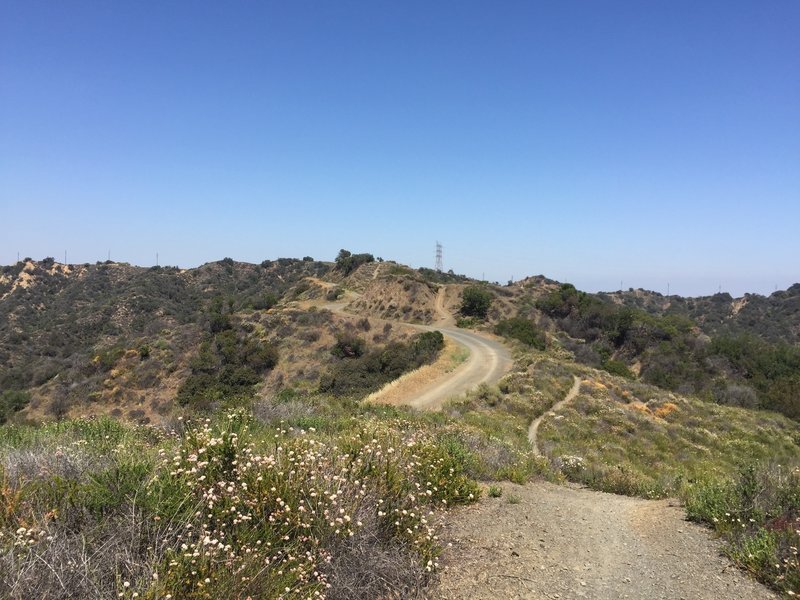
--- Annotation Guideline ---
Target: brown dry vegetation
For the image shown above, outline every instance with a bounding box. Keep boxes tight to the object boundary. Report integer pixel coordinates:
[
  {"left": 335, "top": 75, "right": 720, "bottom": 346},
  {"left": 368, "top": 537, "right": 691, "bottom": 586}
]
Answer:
[{"left": 346, "top": 271, "right": 440, "bottom": 324}]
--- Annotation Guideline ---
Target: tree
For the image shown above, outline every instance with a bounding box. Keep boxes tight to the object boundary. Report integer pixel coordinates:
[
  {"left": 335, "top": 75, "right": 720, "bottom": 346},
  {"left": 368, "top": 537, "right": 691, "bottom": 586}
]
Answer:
[
  {"left": 335, "top": 249, "right": 375, "bottom": 275},
  {"left": 460, "top": 285, "right": 493, "bottom": 318}
]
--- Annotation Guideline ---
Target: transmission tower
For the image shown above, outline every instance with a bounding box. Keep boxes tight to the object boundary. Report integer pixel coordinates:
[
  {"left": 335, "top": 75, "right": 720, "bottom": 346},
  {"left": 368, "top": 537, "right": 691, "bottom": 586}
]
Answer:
[{"left": 435, "top": 242, "right": 443, "bottom": 272}]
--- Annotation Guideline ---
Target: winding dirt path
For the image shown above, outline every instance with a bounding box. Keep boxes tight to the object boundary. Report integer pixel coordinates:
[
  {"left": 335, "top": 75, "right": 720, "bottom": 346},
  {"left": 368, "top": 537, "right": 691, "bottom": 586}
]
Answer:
[
  {"left": 434, "top": 285, "right": 456, "bottom": 327},
  {"left": 396, "top": 324, "right": 512, "bottom": 410},
  {"left": 528, "top": 376, "right": 582, "bottom": 456},
  {"left": 367, "top": 287, "right": 512, "bottom": 410}
]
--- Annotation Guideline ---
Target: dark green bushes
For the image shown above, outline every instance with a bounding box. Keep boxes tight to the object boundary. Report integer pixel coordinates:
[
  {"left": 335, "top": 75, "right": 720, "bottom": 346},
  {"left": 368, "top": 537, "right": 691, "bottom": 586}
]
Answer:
[
  {"left": 331, "top": 333, "right": 367, "bottom": 359},
  {"left": 250, "top": 293, "right": 278, "bottom": 310},
  {"left": 710, "top": 335, "right": 800, "bottom": 418},
  {"left": 335, "top": 249, "right": 375, "bottom": 276},
  {"left": 177, "top": 302, "right": 278, "bottom": 409},
  {"left": 319, "top": 331, "right": 445, "bottom": 396},
  {"left": 495, "top": 317, "right": 546, "bottom": 350},
  {"left": 460, "top": 286, "right": 493, "bottom": 319},
  {"left": 0, "top": 390, "right": 30, "bottom": 424}
]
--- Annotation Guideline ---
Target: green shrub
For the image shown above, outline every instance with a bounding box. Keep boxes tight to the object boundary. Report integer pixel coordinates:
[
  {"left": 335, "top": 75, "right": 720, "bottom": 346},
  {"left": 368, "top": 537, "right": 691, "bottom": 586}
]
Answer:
[
  {"left": 495, "top": 317, "right": 546, "bottom": 350},
  {"left": 331, "top": 333, "right": 367, "bottom": 358},
  {"left": 335, "top": 249, "right": 375, "bottom": 275},
  {"left": 320, "top": 332, "right": 445, "bottom": 397},
  {"left": 177, "top": 326, "right": 278, "bottom": 409},
  {"left": 0, "top": 390, "right": 30, "bottom": 424},
  {"left": 460, "top": 286, "right": 493, "bottom": 318},
  {"left": 251, "top": 293, "right": 278, "bottom": 310},
  {"left": 326, "top": 287, "right": 343, "bottom": 301},
  {"left": 92, "top": 346, "right": 125, "bottom": 371},
  {"left": 600, "top": 359, "right": 633, "bottom": 379}
]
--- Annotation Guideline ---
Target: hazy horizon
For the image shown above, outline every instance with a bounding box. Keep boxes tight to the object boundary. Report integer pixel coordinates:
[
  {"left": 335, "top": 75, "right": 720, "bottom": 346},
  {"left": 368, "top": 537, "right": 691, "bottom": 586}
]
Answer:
[
  {"left": 3, "top": 251, "right": 797, "bottom": 300},
  {"left": 2, "top": 1, "right": 798, "bottom": 299}
]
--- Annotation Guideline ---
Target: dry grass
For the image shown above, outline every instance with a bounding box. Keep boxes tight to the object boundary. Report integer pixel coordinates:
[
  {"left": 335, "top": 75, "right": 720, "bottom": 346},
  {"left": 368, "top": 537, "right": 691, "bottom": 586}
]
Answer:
[{"left": 536, "top": 369, "right": 800, "bottom": 498}]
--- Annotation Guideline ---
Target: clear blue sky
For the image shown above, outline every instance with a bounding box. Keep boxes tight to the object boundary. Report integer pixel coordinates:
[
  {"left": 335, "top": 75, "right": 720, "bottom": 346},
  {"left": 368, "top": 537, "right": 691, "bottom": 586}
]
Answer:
[{"left": 2, "top": 1, "right": 798, "bottom": 297}]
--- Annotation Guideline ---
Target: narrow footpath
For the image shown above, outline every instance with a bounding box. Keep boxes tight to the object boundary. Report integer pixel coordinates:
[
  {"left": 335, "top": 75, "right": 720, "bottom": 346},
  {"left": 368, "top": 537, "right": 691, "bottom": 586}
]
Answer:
[{"left": 527, "top": 376, "right": 582, "bottom": 456}]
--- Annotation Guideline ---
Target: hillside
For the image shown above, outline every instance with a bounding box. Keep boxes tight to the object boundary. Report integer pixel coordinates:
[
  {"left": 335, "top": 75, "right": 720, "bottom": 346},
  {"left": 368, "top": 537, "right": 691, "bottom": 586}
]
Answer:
[
  {"left": 602, "top": 284, "right": 800, "bottom": 345},
  {"left": 0, "top": 253, "right": 799, "bottom": 598},
  {"left": 503, "top": 281, "right": 800, "bottom": 420},
  {"left": 2, "top": 256, "right": 799, "bottom": 424},
  {"left": 0, "top": 256, "right": 463, "bottom": 423},
  {"left": 0, "top": 257, "right": 331, "bottom": 421}
]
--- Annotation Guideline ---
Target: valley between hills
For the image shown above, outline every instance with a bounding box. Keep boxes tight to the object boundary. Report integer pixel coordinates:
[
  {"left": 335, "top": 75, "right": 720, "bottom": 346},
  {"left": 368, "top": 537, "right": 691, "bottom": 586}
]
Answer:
[{"left": 0, "top": 251, "right": 798, "bottom": 598}]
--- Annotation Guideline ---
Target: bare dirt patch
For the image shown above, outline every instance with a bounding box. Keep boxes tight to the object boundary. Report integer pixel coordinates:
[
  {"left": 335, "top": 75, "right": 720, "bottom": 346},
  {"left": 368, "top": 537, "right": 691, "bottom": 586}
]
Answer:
[{"left": 433, "top": 481, "right": 775, "bottom": 600}]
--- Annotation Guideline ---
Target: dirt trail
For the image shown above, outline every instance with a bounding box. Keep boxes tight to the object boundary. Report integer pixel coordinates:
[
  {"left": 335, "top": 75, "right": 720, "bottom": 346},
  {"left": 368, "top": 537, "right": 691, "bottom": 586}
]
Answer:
[
  {"left": 397, "top": 324, "right": 511, "bottom": 410},
  {"left": 434, "top": 286, "right": 456, "bottom": 327},
  {"left": 368, "top": 287, "right": 512, "bottom": 410},
  {"left": 303, "top": 281, "right": 512, "bottom": 410},
  {"left": 434, "top": 481, "right": 776, "bottom": 600},
  {"left": 434, "top": 374, "right": 775, "bottom": 599},
  {"left": 316, "top": 284, "right": 511, "bottom": 410},
  {"left": 528, "top": 376, "right": 582, "bottom": 456}
]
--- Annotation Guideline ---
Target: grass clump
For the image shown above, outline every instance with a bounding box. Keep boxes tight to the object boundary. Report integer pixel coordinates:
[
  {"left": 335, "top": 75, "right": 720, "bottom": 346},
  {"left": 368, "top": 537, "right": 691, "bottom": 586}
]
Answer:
[
  {"left": 488, "top": 485, "right": 503, "bottom": 498},
  {"left": 684, "top": 463, "right": 800, "bottom": 595}
]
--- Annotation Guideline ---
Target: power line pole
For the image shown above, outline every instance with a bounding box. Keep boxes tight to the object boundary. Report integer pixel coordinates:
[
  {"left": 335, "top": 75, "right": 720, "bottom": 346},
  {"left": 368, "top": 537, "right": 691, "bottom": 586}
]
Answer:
[{"left": 435, "top": 241, "right": 443, "bottom": 272}]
